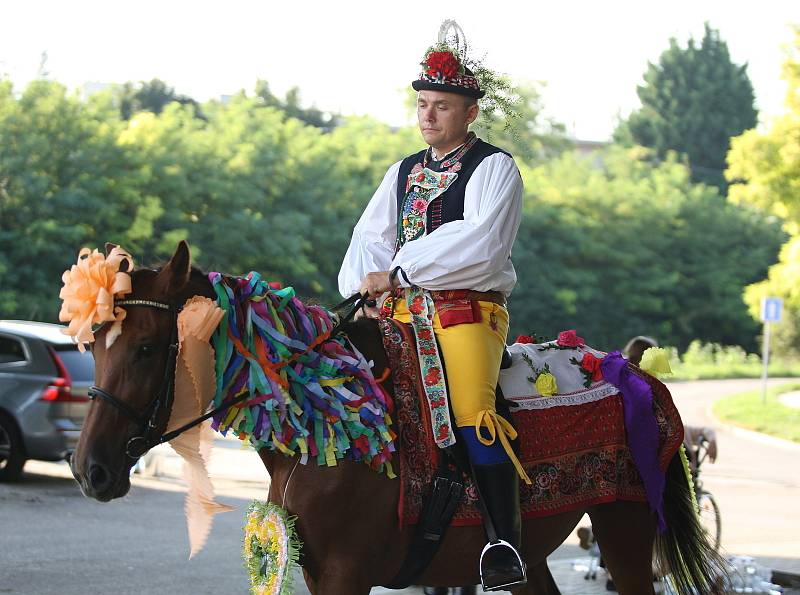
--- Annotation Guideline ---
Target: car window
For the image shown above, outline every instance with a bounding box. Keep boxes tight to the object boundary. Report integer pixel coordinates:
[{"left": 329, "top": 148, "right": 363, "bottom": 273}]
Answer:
[
  {"left": 53, "top": 345, "right": 95, "bottom": 382},
  {"left": 0, "top": 335, "right": 27, "bottom": 364}
]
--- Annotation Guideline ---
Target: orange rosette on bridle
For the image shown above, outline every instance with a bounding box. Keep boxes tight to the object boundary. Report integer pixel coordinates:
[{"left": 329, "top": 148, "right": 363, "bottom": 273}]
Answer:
[{"left": 58, "top": 246, "right": 134, "bottom": 351}]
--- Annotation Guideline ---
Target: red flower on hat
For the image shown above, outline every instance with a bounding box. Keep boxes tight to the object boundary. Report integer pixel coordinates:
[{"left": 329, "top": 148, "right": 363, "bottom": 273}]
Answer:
[
  {"left": 425, "top": 51, "right": 461, "bottom": 79},
  {"left": 515, "top": 335, "right": 535, "bottom": 344}
]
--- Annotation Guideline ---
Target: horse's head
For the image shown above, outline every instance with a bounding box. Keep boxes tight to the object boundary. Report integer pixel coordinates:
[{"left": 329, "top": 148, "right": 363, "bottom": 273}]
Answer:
[{"left": 69, "top": 241, "right": 213, "bottom": 501}]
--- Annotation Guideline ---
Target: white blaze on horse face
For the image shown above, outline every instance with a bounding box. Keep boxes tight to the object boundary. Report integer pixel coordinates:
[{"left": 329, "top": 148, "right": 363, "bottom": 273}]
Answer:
[{"left": 105, "top": 319, "right": 124, "bottom": 349}]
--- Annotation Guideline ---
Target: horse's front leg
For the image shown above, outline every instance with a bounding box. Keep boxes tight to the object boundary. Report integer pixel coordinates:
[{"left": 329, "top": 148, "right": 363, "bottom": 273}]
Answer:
[
  {"left": 308, "top": 562, "right": 373, "bottom": 595},
  {"left": 302, "top": 568, "right": 317, "bottom": 593}
]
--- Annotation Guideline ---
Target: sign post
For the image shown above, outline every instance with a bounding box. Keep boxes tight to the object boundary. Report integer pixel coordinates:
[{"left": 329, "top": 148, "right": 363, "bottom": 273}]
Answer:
[{"left": 760, "top": 297, "right": 783, "bottom": 404}]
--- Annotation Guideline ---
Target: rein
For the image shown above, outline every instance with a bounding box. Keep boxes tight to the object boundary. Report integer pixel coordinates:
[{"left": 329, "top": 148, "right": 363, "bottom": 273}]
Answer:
[{"left": 89, "top": 292, "right": 371, "bottom": 461}]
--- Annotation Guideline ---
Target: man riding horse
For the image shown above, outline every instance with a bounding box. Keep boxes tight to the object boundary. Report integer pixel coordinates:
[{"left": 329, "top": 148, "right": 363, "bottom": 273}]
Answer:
[{"left": 338, "top": 43, "right": 527, "bottom": 591}]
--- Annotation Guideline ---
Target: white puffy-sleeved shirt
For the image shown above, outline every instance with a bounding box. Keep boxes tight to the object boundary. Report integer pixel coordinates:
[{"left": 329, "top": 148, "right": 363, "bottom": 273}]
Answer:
[{"left": 338, "top": 151, "right": 523, "bottom": 298}]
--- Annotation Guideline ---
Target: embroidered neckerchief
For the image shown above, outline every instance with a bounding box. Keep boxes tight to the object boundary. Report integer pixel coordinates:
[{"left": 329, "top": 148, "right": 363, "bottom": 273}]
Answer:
[
  {"left": 424, "top": 131, "right": 477, "bottom": 170},
  {"left": 396, "top": 133, "right": 479, "bottom": 250},
  {"left": 405, "top": 286, "right": 455, "bottom": 448}
]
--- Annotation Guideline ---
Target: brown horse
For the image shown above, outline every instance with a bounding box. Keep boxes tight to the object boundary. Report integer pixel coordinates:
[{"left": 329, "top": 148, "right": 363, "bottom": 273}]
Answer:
[{"left": 69, "top": 242, "right": 725, "bottom": 595}]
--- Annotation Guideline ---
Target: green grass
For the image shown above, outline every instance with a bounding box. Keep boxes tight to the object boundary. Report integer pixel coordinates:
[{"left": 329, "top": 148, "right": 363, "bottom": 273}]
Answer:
[
  {"left": 712, "top": 381, "right": 800, "bottom": 443},
  {"left": 669, "top": 361, "right": 800, "bottom": 381}
]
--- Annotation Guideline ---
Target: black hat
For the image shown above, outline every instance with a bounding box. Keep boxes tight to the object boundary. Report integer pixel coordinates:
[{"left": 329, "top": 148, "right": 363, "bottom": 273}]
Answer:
[{"left": 411, "top": 47, "right": 485, "bottom": 99}]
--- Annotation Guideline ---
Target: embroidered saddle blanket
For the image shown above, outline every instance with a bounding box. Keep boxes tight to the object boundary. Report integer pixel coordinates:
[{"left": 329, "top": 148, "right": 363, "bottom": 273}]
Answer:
[{"left": 379, "top": 319, "right": 684, "bottom": 526}]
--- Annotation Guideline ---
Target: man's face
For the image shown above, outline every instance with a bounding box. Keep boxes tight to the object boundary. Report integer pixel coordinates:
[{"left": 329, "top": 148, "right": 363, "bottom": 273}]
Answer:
[{"left": 416, "top": 90, "right": 478, "bottom": 150}]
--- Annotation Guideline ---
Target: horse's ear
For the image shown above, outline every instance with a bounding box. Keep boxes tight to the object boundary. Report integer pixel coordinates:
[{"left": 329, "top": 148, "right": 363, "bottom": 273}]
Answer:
[
  {"left": 157, "top": 240, "right": 192, "bottom": 296},
  {"left": 105, "top": 242, "right": 132, "bottom": 272}
]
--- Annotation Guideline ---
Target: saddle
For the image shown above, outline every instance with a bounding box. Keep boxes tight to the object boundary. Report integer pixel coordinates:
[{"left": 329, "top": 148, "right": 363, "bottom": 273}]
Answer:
[{"left": 377, "top": 318, "right": 684, "bottom": 587}]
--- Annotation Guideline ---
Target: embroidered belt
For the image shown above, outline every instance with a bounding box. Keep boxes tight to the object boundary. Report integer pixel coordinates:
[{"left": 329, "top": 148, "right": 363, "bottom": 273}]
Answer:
[
  {"left": 383, "top": 288, "right": 506, "bottom": 329},
  {"left": 427, "top": 289, "right": 506, "bottom": 306}
]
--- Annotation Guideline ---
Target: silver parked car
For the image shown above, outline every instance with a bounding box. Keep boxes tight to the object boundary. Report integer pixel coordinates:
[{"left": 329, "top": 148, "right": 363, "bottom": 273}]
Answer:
[{"left": 0, "top": 320, "right": 93, "bottom": 481}]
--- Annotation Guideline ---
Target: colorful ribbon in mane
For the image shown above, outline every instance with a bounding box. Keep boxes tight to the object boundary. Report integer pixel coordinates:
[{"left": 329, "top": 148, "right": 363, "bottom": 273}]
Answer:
[{"left": 208, "top": 272, "right": 396, "bottom": 475}]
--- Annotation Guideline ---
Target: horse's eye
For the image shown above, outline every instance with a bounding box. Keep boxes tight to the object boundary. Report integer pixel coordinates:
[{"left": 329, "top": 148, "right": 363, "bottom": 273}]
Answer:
[{"left": 137, "top": 344, "right": 156, "bottom": 358}]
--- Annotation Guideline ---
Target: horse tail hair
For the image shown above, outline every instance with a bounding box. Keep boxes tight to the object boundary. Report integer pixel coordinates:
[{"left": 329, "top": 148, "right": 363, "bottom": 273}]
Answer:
[{"left": 655, "top": 452, "right": 728, "bottom": 595}]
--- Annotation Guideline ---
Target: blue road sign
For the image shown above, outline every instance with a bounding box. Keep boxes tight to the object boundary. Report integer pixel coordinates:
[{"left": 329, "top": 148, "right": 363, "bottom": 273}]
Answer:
[{"left": 761, "top": 297, "right": 783, "bottom": 322}]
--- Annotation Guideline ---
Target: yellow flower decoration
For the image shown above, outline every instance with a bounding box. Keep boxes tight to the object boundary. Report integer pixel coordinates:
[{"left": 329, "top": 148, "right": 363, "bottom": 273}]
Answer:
[
  {"left": 640, "top": 347, "right": 672, "bottom": 378},
  {"left": 535, "top": 371, "right": 558, "bottom": 397}
]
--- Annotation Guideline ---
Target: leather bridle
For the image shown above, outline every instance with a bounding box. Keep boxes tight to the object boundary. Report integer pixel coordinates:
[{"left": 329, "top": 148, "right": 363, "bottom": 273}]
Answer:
[{"left": 88, "top": 299, "right": 182, "bottom": 459}]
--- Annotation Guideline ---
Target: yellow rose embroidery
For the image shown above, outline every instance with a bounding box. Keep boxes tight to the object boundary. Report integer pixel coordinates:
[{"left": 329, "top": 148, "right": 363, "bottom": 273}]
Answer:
[{"left": 535, "top": 371, "right": 558, "bottom": 396}]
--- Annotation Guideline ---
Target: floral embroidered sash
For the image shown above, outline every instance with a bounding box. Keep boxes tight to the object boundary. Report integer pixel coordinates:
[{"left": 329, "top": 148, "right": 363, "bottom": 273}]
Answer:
[
  {"left": 394, "top": 134, "right": 481, "bottom": 449},
  {"left": 405, "top": 286, "right": 455, "bottom": 448}
]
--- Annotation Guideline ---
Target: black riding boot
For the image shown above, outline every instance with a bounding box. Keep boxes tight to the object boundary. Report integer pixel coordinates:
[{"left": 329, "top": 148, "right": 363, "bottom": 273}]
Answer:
[{"left": 472, "top": 461, "right": 527, "bottom": 591}]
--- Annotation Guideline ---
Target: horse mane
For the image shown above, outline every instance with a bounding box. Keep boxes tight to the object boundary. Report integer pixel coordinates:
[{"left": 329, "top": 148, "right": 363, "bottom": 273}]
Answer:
[{"left": 203, "top": 272, "right": 396, "bottom": 474}]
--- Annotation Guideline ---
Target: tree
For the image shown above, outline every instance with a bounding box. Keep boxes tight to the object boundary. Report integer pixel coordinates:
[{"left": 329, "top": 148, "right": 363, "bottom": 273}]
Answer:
[
  {"left": 118, "top": 78, "right": 202, "bottom": 120},
  {"left": 509, "top": 146, "right": 783, "bottom": 352},
  {"left": 616, "top": 23, "right": 758, "bottom": 192},
  {"left": 727, "top": 27, "right": 800, "bottom": 355},
  {"left": 255, "top": 80, "right": 341, "bottom": 130},
  {"left": 0, "top": 80, "right": 142, "bottom": 320}
]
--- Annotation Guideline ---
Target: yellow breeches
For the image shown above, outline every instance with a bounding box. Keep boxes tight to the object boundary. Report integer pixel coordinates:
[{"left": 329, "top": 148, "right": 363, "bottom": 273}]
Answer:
[{"left": 391, "top": 298, "right": 531, "bottom": 484}]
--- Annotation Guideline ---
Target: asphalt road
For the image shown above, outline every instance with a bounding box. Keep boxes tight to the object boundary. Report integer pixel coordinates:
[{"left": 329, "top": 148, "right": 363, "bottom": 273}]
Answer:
[
  {"left": 665, "top": 377, "right": 800, "bottom": 573},
  {"left": 0, "top": 378, "right": 798, "bottom": 594}
]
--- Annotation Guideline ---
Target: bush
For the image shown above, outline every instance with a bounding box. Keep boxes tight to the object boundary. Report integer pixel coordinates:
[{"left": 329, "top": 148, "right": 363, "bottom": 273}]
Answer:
[{"left": 666, "top": 340, "right": 800, "bottom": 380}]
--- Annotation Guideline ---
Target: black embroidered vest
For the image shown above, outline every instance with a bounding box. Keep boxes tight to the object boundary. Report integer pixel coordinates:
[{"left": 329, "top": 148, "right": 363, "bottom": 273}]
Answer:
[{"left": 394, "top": 136, "right": 510, "bottom": 252}]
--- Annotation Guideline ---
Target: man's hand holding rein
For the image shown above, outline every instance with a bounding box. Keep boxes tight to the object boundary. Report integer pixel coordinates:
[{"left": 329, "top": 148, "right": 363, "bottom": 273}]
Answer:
[{"left": 359, "top": 268, "right": 404, "bottom": 299}]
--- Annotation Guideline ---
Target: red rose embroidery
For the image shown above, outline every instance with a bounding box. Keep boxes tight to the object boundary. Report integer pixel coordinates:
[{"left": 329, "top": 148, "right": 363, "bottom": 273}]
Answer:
[
  {"left": 515, "top": 334, "right": 534, "bottom": 344},
  {"left": 412, "top": 199, "right": 428, "bottom": 213},
  {"left": 416, "top": 172, "right": 426, "bottom": 183},
  {"left": 409, "top": 295, "right": 425, "bottom": 315},
  {"left": 417, "top": 328, "right": 433, "bottom": 341},
  {"left": 424, "top": 367, "right": 442, "bottom": 386},
  {"left": 425, "top": 51, "right": 460, "bottom": 79},
  {"left": 580, "top": 353, "right": 604, "bottom": 382},
  {"left": 436, "top": 423, "right": 451, "bottom": 441},
  {"left": 557, "top": 329, "right": 585, "bottom": 347}
]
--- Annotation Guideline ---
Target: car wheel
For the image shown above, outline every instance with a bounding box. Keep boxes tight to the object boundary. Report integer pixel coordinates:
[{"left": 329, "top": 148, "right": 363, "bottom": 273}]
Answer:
[{"left": 0, "top": 413, "right": 26, "bottom": 481}]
